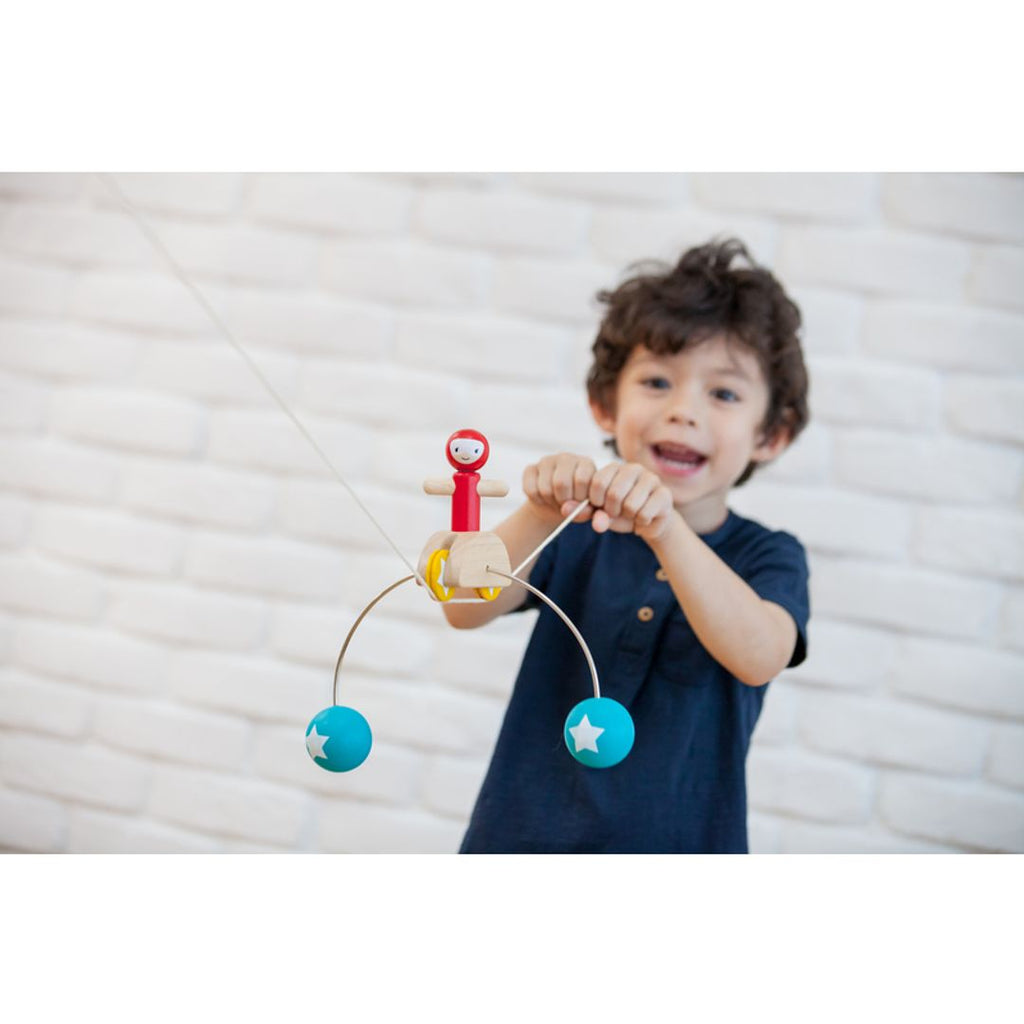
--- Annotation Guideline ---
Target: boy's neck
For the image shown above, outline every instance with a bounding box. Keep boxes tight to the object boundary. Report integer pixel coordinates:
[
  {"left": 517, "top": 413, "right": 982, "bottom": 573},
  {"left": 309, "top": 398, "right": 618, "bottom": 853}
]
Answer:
[{"left": 676, "top": 496, "right": 731, "bottom": 536}]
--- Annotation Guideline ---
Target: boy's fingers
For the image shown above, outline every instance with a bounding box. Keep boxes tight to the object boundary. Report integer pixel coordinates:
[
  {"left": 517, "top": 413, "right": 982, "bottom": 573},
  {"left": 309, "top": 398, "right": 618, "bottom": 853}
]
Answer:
[
  {"left": 560, "top": 499, "right": 593, "bottom": 520},
  {"left": 522, "top": 463, "right": 542, "bottom": 503},
  {"left": 525, "top": 462, "right": 558, "bottom": 512},
  {"left": 634, "top": 488, "right": 673, "bottom": 533},
  {"left": 551, "top": 460, "right": 578, "bottom": 504},
  {"left": 634, "top": 505, "right": 659, "bottom": 531},
  {"left": 621, "top": 476, "right": 657, "bottom": 519},
  {"left": 551, "top": 456, "right": 595, "bottom": 503},
  {"left": 588, "top": 463, "right": 620, "bottom": 514},
  {"left": 572, "top": 459, "right": 595, "bottom": 501},
  {"left": 526, "top": 455, "right": 597, "bottom": 514},
  {"left": 600, "top": 464, "right": 642, "bottom": 518},
  {"left": 583, "top": 463, "right": 672, "bottom": 534},
  {"left": 592, "top": 513, "right": 636, "bottom": 535},
  {"left": 634, "top": 499, "right": 657, "bottom": 527},
  {"left": 534, "top": 459, "right": 555, "bottom": 504}
]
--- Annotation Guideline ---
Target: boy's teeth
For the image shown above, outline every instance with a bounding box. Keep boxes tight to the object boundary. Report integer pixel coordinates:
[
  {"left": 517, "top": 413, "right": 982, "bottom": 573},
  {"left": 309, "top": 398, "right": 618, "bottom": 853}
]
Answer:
[{"left": 656, "top": 444, "right": 703, "bottom": 464}]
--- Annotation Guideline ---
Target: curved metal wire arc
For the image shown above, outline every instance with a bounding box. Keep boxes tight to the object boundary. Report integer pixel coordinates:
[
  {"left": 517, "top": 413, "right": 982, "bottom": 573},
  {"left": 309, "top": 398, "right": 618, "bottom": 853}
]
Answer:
[
  {"left": 332, "top": 575, "right": 416, "bottom": 704},
  {"left": 486, "top": 568, "right": 601, "bottom": 700}
]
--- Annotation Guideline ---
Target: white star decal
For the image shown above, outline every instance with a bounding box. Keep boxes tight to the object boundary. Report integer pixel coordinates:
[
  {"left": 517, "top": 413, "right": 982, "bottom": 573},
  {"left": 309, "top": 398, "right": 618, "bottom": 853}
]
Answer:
[
  {"left": 568, "top": 714, "right": 604, "bottom": 754},
  {"left": 306, "top": 725, "right": 329, "bottom": 760}
]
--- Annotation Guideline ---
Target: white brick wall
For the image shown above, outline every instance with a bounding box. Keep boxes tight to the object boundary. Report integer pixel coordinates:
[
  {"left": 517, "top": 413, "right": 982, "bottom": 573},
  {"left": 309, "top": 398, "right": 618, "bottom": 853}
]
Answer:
[{"left": 1, "top": 171, "right": 1021, "bottom": 853}]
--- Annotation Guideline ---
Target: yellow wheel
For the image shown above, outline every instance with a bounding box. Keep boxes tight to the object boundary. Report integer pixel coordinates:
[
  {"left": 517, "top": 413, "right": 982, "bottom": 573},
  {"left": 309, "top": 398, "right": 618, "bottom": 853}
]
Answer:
[
  {"left": 475, "top": 586, "right": 502, "bottom": 601},
  {"left": 425, "top": 548, "right": 453, "bottom": 602}
]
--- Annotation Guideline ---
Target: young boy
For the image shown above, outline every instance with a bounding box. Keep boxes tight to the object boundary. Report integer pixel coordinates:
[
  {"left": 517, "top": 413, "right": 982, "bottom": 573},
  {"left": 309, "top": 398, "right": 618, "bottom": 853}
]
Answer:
[{"left": 446, "top": 238, "right": 810, "bottom": 853}]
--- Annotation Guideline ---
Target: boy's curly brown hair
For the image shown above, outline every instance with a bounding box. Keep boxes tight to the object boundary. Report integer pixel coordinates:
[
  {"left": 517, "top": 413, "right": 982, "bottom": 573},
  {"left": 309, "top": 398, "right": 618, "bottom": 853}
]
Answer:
[{"left": 586, "top": 237, "right": 809, "bottom": 486}]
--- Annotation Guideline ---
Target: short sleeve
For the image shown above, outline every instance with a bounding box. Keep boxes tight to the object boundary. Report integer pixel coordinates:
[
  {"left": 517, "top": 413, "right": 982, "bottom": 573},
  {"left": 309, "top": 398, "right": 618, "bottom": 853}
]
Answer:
[{"left": 741, "top": 530, "right": 810, "bottom": 667}]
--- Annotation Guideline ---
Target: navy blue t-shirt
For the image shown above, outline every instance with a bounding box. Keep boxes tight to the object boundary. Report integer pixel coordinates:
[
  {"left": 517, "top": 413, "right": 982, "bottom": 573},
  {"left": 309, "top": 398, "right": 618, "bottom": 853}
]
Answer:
[{"left": 459, "top": 510, "right": 810, "bottom": 854}]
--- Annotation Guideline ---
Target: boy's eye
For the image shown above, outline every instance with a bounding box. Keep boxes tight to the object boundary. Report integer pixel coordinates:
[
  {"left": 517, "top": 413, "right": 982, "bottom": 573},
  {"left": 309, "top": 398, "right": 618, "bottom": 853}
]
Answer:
[
  {"left": 641, "top": 377, "right": 671, "bottom": 390},
  {"left": 711, "top": 388, "right": 740, "bottom": 402}
]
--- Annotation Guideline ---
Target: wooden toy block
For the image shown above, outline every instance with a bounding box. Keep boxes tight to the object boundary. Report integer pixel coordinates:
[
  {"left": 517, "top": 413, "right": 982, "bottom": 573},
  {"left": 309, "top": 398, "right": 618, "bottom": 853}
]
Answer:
[
  {"left": 447, "top": 532, "right": 511, "bottom": 588},
  {"left": 417, "top": 531, "right": 510, "bottom": 589}
]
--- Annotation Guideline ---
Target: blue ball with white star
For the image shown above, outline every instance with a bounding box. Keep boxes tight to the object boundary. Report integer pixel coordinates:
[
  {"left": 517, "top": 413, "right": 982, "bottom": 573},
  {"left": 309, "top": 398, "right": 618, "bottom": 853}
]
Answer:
[
  {"left": 563, "top": 696, "right": 634, "bottom": 768},
  {"left": 305, "top": 705, "right": 372, "bottom": 772}
]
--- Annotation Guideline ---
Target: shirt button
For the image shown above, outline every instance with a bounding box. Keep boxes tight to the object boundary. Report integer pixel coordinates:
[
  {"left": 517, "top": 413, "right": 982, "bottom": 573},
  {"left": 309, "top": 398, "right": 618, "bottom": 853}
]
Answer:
[
  {"left": 637, "top": 606, "right": 655, "bottom": 622},
  {"left": 655, "top": 568, "right": 669, "bottom": 581}
]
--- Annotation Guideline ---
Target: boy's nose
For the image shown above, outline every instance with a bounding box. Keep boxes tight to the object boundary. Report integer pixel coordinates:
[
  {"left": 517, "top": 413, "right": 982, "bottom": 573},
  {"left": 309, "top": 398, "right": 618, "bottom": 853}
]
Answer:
[{"left": 667, "top": 396, "right": 699, "bottom": 426}]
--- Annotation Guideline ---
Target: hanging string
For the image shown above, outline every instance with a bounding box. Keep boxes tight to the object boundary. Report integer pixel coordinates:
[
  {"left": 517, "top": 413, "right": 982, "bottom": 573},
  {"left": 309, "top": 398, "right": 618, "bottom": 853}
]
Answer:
[
  {"left": 98, "top": 172, "right": 426, "bottom": 587},
  {"left": 512, "top": 500, "right": 590, "bottom": 577},
  {"left": 98, "top": 173, "right": 589, "bottom": 597}
]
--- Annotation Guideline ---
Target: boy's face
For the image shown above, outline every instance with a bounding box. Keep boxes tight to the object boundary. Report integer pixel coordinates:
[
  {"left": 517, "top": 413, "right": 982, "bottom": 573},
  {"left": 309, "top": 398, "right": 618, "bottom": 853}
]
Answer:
[{"left": 590, "top": 336, "right": 789, "bottom": 530}]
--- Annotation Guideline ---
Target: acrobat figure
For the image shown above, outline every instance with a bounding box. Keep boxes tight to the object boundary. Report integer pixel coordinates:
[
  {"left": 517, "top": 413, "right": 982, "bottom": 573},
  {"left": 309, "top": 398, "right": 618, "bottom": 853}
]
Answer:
[
  {"left": 424, "top": 428, "right": 499, "bottom": 531},
  {"left": 418, "top": 429, "right": 511, "bottom": 601}
]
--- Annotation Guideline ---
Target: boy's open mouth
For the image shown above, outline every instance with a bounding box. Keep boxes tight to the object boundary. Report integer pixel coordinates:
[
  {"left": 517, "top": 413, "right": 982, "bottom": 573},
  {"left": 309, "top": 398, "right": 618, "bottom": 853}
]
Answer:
[{"left": 652, "top": 443, "right": 708, "bottom": 475}]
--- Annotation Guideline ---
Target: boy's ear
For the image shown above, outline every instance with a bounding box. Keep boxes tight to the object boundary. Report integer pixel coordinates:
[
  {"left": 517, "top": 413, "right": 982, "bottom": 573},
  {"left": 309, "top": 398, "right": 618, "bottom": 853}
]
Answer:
[
  {"left": 751, "top": 423, "right": 792, "bottom": 465},
  {"left": 589, "top": 398, "right": 616, "bottom": 435}
]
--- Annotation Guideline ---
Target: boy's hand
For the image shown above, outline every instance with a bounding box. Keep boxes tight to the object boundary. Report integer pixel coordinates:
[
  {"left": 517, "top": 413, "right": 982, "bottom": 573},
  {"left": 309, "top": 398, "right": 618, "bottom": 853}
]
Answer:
[
  {"left": 522, "top": 453, "right": 598, "bottom": 524},
  {"left": 575, "top": 461, "right": 676, "bottom": 543},
  {"left": 525, "top": 455, "right": 676, "bottom": 543}
]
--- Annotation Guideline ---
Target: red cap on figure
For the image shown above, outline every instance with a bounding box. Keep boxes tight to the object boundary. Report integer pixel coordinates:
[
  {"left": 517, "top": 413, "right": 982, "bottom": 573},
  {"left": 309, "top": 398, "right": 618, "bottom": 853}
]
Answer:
[{"left": 446, "top": 429, "right": 490, "bottom": 472}]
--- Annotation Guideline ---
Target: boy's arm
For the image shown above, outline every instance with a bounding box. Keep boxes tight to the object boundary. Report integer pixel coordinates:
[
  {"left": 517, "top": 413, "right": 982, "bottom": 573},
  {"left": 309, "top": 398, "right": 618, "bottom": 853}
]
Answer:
[
  {"left": 577, "top": 461, "right": 797, "bottom": 686},
  {"left": 647, "top": 513, "right": 798, "bottom": 687}
]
